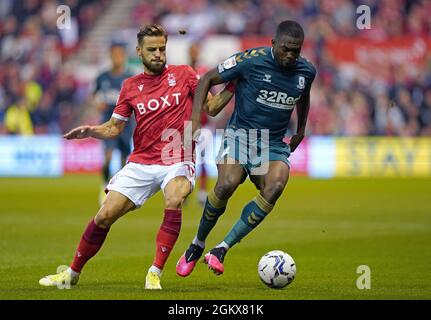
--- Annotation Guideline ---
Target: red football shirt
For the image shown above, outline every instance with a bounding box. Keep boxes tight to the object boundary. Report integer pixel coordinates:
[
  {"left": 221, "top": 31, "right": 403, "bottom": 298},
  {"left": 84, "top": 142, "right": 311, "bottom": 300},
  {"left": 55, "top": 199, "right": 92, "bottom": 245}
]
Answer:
[{"left": 112, "top": 65, "right": 199, "bottom": 165}]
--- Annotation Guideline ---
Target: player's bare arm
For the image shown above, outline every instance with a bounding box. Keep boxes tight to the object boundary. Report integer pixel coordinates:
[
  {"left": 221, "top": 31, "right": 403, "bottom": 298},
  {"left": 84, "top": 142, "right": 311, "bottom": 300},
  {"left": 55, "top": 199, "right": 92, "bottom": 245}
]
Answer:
[
  {"left": 203, "top": 81, "right": 235, "bottom": 117},
  {"left": 191, "top": 68, "right": 229, "bottom": 135},
  {"left": 64, "top": 117, "right": 126, "bottom": 140},
  {"left": 289, "top": 92, "right": 310, "bottom": 152}
]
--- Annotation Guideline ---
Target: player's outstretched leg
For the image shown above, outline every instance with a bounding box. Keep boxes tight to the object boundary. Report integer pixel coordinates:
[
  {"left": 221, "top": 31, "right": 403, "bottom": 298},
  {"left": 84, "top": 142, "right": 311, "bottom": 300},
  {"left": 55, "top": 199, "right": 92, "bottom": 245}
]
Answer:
[
  {"left": 146, "top": 176, "right": 190, "bottom": 289},
  {"left": 177, "top": 162, "right": 245, "bottom": 277},
  {"left": 205, "top": 161, "right": 290, "bottom": 275},
  {"left": 39, "top": 191, "right": 135, "bottom": 287},
  {"left": 176, "top": 189, "right": 227, "bottom": 277},
  {"left": 205, "top": 194, "right": 274, "bottom": 275},
  {"left": 145, "top": 209, "right": 182, "bottom": 290}
]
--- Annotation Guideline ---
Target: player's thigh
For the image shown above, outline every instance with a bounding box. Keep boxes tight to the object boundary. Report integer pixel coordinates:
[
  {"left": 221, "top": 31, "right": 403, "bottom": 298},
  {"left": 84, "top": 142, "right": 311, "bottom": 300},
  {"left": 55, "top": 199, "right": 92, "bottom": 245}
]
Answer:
[
  {"left": 264, "top": 160, "right": 290, "bottom": 185},
  {"left": 161, "top": 162, "right": 195, "bottom": 208},
  {"left": 95, "top": 190, "right": 136, "bottom": 227},
  {"left": 106, "top": 162, "right": 161, "bottom": 208},
  {"left": 215, "top": 129, "right": 248, "bottom": 187},
  {"left": 163, "top": 176, "right": 192, "bottom": 208},
  {"left": 216, "top": 160, "right": 247, "bottom": 185},
  {"left": 251, "top": 161, "right": 290, "bottom": 202},
  {"left": 214, "top": 160, "right": 247, "bottom": 198}
]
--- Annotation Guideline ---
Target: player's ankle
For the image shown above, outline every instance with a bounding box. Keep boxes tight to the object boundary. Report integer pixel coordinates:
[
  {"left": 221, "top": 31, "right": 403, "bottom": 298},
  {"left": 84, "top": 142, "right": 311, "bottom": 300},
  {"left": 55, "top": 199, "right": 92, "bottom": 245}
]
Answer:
[
  {"left": 216, "top": 241, "right": 230, "bottom": 251},
  {"left": 67, "top": 267, "right": 80, "bottom": 277},
  {"left": 192, "top": 236, "right": 205, "bottom": 249},
  {"left": 148, "top": 265, "right": 162, "bottom": 276}
]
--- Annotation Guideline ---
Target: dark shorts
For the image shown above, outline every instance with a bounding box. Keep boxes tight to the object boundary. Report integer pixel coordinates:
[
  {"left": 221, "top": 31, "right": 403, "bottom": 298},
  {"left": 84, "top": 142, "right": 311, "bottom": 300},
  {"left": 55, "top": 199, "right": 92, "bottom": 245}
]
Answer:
[{"left": 215, "top": 128, "right": 291, "bottom": 176}]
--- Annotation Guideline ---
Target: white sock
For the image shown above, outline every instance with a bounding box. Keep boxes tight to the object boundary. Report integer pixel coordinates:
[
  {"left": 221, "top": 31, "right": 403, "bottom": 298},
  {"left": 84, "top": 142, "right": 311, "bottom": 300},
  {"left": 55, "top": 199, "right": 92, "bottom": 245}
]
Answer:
[
  {"left": 216, "top": 241, "right": 230, "bottom": 251},
  {"left": 149, "top": 265, "right": 162, "bottom": 276},
  {"left": 192, "top": 236, "right": 205, "bottom": 249},
  {"left": 67, "top": 267, "right": 80, "bottom": 277}
]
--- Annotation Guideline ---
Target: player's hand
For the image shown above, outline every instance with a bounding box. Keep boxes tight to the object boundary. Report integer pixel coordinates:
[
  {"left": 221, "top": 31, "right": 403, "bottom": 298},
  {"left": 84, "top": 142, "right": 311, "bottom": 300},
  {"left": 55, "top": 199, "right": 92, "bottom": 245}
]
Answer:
[
  {"left": 63, "top": 125, "right": 92, "bottom": 140},
  {"left": 288, "top": 133, "right": 304, "bottom": 153}
]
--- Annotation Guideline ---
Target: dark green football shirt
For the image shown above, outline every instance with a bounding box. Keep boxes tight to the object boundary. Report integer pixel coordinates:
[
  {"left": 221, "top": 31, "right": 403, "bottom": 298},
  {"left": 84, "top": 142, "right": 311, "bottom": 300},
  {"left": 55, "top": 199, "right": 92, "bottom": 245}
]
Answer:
[{"left": 218, "top": 46, "right": 316, "bottom": 142}]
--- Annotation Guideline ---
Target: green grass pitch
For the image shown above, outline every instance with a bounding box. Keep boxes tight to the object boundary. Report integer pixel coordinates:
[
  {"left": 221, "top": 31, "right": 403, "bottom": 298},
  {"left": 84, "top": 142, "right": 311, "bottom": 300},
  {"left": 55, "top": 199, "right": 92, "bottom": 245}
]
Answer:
[{"left": 0, "top": 175, "right": 430, "bottom": 300}]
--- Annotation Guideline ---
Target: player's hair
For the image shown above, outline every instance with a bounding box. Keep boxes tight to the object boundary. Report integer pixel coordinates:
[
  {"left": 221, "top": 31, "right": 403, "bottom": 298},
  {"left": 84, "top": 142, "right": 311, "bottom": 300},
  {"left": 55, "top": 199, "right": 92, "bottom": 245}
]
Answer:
[
  {"left": 137, "top": 24, "right": 168, "bottom": 46},
  {"left": 275, "top": 20, "right": 304, "bottom": 41}
]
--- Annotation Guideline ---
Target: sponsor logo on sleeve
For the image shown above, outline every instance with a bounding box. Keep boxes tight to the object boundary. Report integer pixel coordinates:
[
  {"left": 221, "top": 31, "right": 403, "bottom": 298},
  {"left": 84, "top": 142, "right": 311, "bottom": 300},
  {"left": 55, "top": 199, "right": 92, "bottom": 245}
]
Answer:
[{"left": 223, "top": 56, "right": 237, "bottom": 70}]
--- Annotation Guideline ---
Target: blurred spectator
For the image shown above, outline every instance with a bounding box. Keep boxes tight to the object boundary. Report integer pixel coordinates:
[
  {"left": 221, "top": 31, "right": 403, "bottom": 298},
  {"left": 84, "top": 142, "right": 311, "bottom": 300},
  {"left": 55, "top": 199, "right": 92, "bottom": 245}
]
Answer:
[
  {"left": 419, "top": 89, "right": 431, "bottom": 135},
  {"left": 4, "top": 97, "right": 34, "bottom": 135},
  {"left": 0, "top": 0, "right": 110, "bottom": 134},
  {"left": 374, "top": 93, "right": 405, "bottom": 136},
  {"left": 342, "top": 92, "right": 373, "bottom": 136},
  {"left": 396, "top": 88, "right": 421, "bottom": 136},
  {"left": 32, "top": 90, "right": 59, "bottom": 134},
  {"left": 308, "top": 83, "right": 338, "bottom": 135}
]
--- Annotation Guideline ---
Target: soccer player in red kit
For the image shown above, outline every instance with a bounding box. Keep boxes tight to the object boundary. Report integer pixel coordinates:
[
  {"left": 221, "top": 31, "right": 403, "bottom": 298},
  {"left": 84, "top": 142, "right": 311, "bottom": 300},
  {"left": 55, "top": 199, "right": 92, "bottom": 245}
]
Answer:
[{"left": 39, "top": 24, "right": 233, "bottom": 290}]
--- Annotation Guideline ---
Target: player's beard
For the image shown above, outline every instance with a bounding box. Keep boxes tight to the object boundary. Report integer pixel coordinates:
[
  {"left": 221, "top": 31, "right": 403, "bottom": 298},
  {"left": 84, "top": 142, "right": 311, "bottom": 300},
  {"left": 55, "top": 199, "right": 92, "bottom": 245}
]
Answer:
[{"left": 142, "top": 56, "right": 166, "bottom": 75}]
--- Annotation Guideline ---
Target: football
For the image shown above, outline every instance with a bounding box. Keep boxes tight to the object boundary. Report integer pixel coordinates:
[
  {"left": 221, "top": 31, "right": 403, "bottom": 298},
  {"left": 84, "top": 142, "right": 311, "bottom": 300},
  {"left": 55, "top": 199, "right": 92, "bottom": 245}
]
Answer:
[{"left": 258, "top": 250, "right": 296, "bottom": 289}]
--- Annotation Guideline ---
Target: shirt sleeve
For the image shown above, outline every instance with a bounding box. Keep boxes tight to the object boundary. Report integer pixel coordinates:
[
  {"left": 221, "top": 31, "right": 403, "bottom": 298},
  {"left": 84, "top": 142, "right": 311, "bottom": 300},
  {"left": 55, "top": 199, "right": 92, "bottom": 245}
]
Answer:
[
  {"left": 217, "top": 51, "right": 252, "bottom": 82},
  {"left": 186, "top": 66, "right": 200, "bottom": 96},
  {"left": 112, "top": 80, "right": 132, "bottom": 121}
]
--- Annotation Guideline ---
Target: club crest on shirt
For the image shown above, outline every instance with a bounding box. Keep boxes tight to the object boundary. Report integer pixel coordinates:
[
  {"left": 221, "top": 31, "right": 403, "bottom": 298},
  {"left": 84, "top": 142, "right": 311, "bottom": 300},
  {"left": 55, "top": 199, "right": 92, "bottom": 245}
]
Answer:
[
  {"left": 297, "top": 76, "right": 305, "bottom": 89},
  {"left": 168, "top": 73, "right": 176, "bottom": 86}
]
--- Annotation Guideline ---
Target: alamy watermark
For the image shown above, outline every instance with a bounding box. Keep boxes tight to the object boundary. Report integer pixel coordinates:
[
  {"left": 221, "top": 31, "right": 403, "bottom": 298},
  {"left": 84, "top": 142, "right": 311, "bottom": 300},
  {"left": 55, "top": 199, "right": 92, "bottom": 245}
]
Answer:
[
  {"left": 162, "top": 122, "right": 273, "bottom": 175},
  {"left": 57, "top": 5, "right": 71, "bottom": 30},
  {"left": 356, "top": 5, "right": 371, "bottom": 30},
  {"left": 356, "top": 265, "right": 371, "bottom": 290}
]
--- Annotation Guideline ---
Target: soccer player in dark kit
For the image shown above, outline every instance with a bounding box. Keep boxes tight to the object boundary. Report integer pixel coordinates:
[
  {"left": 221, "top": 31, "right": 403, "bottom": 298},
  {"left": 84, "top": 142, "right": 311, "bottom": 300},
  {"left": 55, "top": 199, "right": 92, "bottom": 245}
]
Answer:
[{"left": 177, "top": 20, "right": 316, "bottom": 277}]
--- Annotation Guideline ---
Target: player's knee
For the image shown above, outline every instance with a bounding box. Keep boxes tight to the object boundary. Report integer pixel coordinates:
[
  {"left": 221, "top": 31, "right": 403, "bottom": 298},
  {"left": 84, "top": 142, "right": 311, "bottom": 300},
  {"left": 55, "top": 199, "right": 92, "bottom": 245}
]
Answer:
[
  {"left": 262, "top": 181, "right": 285, "bottom": 203},
  {"left": 165, "top": 195, "right": 185, "bottom": 209},
  {"left": 214, "top": 181, "right": 237, "bottom": 199},
  {"left": 94, "top": 207, "right": 117, "bottom": 228}
]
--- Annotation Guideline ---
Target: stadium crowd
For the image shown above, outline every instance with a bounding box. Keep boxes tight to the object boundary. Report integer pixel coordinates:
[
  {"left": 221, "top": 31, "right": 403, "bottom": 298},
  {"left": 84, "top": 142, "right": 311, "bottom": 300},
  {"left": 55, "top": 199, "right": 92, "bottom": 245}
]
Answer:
[
  {"left": 0, "top": 0, "right": 111, "bottom": 135},
  {"left": 1, "top": 0, "right": 430, "bottom": 136}
]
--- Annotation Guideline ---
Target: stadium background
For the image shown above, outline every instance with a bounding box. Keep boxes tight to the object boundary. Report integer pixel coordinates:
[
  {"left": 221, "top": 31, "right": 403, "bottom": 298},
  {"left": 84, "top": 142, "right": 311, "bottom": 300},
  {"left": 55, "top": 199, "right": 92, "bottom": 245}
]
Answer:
[{"left": 0, "top": 0, "right": 430, "bottom": 300}]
